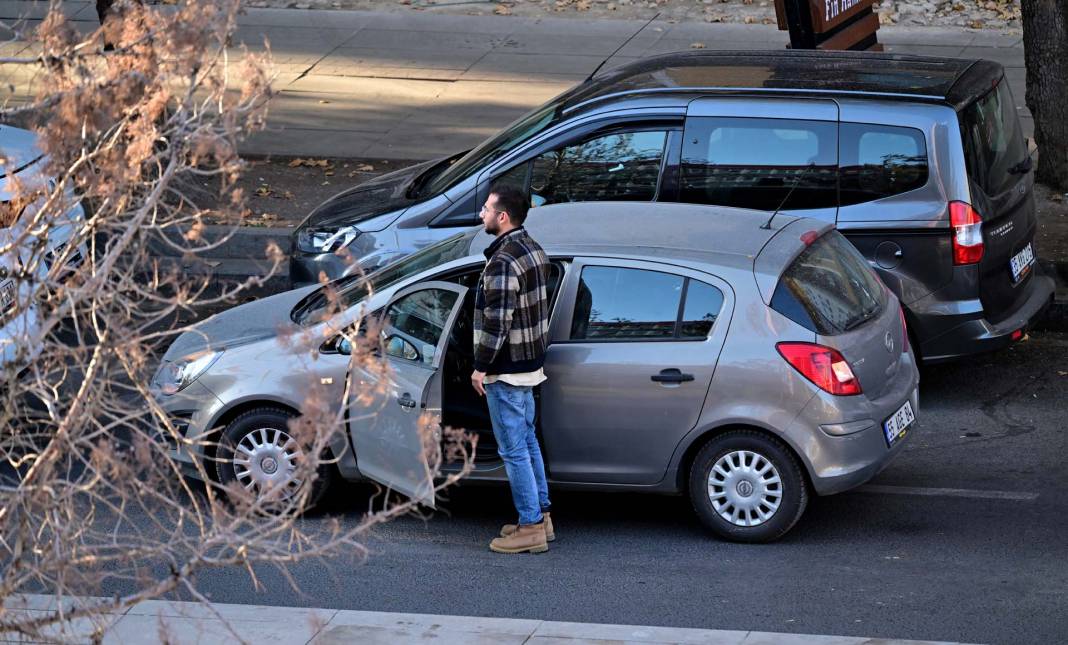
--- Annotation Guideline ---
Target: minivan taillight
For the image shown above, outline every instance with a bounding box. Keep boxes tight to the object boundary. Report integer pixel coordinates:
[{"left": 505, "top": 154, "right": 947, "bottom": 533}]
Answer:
[
  {"left": 950, "top": 201, "right": 984, "bottom": 265},
  {"left": 776, "top": 342, "right": 862, "bottom": 396}
]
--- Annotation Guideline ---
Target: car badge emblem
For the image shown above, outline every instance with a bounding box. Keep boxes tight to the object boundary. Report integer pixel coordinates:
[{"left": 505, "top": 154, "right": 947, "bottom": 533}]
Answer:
[{"left": 884, "top": 332, "right": 895, "bottom": 354}]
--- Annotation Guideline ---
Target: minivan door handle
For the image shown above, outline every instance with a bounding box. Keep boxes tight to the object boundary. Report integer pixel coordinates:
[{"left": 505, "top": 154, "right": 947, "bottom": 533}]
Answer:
[
  {"left": 651, "top": 368, "right": 694, "bottom": 384},
  {"left": 397, "top": 393, "right": 418, "bottom": 409}
]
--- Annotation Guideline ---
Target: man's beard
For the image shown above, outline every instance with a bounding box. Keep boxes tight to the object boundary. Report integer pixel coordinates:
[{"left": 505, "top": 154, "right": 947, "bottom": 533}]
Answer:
[{"left": 483, "top": 220, "right": 499, "bottom": 235}]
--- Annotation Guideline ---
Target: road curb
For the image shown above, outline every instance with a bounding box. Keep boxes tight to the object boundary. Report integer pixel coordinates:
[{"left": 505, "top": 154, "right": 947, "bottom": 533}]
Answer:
[{"left": 0, "top": 593, "right": 977, "bottom": 645}]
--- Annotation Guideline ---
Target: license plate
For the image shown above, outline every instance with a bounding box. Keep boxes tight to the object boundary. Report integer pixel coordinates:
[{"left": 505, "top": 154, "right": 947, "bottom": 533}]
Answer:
[
  {"left": 1009, "top": 243, "right": 1035, "bottom": 283},
  {"left": 883, "top": 400, "right": 915, "bottom": 447},
  {"left": 0, "top": 281, "right": 14, "bottom": 313}
]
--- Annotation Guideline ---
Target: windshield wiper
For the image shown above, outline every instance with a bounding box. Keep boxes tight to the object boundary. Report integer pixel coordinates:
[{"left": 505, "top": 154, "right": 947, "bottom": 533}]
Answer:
[
  {"left": 406, "top": 151, "right": 468, "bottom": 199},
  {"left": 1008, "top": 156, "right": 1033, "bottom": 175}
]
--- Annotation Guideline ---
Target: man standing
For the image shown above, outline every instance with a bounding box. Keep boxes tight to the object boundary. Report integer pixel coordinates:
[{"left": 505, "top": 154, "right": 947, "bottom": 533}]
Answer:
[{"left": 472, "top": 185, "right": 554, "bottom": 554}]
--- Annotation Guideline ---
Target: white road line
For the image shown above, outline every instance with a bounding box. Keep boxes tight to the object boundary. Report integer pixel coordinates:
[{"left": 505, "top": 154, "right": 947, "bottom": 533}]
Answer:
[{"left": 856, "top": 484, "right": 1039, "bottom": 501}]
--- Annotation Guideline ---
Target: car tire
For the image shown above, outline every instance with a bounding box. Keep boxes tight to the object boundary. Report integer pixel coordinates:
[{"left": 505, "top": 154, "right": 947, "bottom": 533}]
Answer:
[
  {"left": 688, "top": 429, "right": 808, "bottom": 543},
  {"left": 215, "top": 408, "right": 334, "bottom": 510}
]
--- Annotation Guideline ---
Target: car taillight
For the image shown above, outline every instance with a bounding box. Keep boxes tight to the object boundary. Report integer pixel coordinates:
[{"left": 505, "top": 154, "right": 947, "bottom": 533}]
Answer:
[
  {"left": 950, "top": 201, "right": 984, "bottom": 265},
  {"left": 776, "top": 342, "right": 862, "bottom": 396},
  {"left": 899, "top": 307, "right": 909, "bottom": 354}
]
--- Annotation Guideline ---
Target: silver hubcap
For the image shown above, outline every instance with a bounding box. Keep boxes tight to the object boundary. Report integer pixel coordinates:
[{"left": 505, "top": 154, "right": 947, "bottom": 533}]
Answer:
[
  {"left": 707, "top": 450, "right": 783, "bottom": 527},
  {"left": 232, "top": 427, "right": 303, "bottom": 498}
]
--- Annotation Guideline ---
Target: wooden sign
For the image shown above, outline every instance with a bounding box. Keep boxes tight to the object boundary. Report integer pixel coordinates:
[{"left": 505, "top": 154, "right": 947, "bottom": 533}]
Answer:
[{"left": 774, "top": 0, "right": 882, "bottom": 51}]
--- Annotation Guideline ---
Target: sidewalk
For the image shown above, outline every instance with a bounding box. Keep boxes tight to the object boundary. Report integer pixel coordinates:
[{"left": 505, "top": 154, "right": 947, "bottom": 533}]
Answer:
[
  {"left": 1, "top": 593, "right": 980, "bottom": 644},
  {"left": 0, "top": 1, "right": 1026, "bottom": 159}
]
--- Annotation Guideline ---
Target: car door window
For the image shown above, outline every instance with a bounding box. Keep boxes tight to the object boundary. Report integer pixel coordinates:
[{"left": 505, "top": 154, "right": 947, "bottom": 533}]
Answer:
[
  {"left": 383, "top": 288, "right": 460, "bottom": 366},
  {"left": 680, "top": 117, "right": 838, "bottom": 211},
  {"left": 680, "top": 280, "right": 724, "bottom": 338},
  {"left": 525, "top": 130, "right": 667, "bottom": 206},
  {"left": 839, "top": 123, "right": 928, "bottom": 206},
  {"left": 569, "top": 266, "right": 724, "bottom": 341}
]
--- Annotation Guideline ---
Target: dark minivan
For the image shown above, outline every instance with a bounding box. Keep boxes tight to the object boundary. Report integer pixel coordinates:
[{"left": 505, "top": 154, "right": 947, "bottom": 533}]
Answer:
[{"left": 290, "top": 50, "right": 1054, "bottom": 363}]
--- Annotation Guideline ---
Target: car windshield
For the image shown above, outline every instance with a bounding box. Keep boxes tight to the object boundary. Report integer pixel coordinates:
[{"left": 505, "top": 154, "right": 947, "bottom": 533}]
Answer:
[
  {"left": 959, "top": 79, "right": 1028, "bottom": 197},
  {"left": 771, "top": 231, "right": 886, "bottom": 335},
  {"left": 293, "top": 231, "right": 476, "bottom": 325},
  {"left": 415, "top": 102, "right": 562, "bottom": 198}
]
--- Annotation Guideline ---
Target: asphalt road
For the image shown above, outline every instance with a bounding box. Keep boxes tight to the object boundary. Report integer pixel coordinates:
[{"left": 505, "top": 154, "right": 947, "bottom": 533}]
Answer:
[{"left": 102, "top": 330, "right": 1068, "bottom": 645}]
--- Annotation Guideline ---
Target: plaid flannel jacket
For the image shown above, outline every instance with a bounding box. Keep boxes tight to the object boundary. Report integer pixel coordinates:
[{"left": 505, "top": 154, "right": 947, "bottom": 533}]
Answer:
[{"left": 473, "top": 227, "right": 551, "bottom": 375}]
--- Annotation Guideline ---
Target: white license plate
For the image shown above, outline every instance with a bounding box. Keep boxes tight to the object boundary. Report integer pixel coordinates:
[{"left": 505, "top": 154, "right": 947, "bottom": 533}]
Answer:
[
  {"left": 883, "top": 400, "right": 915, "bottom": 447},
  {"left": 0, "top": 281, "right": 14, "bottom": 313},
  {"left": 1010, "top": 243, "right": 1035, "bottom": 283}
]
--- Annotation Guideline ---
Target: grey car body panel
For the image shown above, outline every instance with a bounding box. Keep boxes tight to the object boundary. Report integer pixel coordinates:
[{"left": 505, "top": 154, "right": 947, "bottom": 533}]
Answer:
[
  {"left": 163, "top": 203, "right": 919, "bottom": 507},
  {"left": 539, "top": 257, "right": 735, "bottom": 485},
  {"left": 348, "top": 281, "right": 469, "bottom": 508}
]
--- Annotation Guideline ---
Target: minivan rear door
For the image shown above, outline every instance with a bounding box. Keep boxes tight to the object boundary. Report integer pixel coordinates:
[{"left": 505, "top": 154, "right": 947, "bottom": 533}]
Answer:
[
  {"left": 680, "top": 97, "right": 839, "bottom": 224},
  {"left": 347, "top": 281, "right": 468, "bottom": 508},
  {"left": 958, "top": 79, "right": 1037, "bottom": 322}
]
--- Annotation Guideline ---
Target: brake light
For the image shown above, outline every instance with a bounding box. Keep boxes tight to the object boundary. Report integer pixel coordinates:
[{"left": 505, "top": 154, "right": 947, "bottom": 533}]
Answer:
[
  {"left": 899, "top": 307, "right": 909, "bottom": 354},
  {"left": 776, "top": 342, "right": 862, "bottom": 396},
  {"left": 950, "top": 201, "right": 984, "bottom": 265}
]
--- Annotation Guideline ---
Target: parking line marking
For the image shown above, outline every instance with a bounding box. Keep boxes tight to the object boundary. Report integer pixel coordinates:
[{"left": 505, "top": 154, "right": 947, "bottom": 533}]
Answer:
[{"left": 856, "top": 484, "right": 1039, "bottom": 501}]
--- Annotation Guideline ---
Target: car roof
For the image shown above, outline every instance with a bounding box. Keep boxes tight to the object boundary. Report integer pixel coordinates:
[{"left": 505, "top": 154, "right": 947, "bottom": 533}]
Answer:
[
  {"left": 559, "top": 50, "right": 999, "bottom": 114},
  {"left": 469, "top": 202, "right": 817, "bottom": 272}
]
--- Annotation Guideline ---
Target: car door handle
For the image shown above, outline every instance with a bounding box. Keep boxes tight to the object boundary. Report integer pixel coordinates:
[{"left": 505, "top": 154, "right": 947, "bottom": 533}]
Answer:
[
  {"left": 397, "top": 393, "right": 418, "bottom": 409},
  {"left": 651, "top": 369, "right": 694, "bottom": 384}
]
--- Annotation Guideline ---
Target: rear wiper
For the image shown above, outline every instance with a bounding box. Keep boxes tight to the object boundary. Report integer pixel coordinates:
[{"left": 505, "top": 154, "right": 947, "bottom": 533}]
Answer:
[{"left": 1008, "top": 156, "right": 1033, "bottom": 175}]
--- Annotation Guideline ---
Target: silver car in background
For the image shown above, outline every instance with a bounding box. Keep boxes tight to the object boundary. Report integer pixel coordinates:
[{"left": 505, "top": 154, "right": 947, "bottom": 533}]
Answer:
[
  {"left": 155, "top": 203, "right": 920, "bottom": 543},
  {"left": 1, "top": 124, "right": 89, "bottom": 368}
]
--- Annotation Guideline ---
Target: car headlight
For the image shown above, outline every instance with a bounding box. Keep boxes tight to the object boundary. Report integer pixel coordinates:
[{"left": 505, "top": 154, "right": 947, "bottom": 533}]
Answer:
[
  {"left": 156, "top": 350, "right": 223, "bottom": 395},
  {"left": 296, "top": 225, "right": 360, "bottom": 253}
]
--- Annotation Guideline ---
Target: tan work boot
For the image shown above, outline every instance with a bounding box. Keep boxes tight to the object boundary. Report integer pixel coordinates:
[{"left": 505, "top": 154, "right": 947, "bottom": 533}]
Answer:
[
  {"left": 501, "top": 512, "right": 555, "bottom": 542},
  {"left": 490, "top": 520, "right": 549, "bottom": 554}
]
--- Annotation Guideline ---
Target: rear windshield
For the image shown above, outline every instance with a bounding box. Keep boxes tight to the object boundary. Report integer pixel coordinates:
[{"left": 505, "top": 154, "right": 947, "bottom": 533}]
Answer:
[
  {"left": 771, "top": 231, "right": 886, "bottom": 335},
  {"left": 959, "top": 79, "right": 1028, "bottom": 197}
]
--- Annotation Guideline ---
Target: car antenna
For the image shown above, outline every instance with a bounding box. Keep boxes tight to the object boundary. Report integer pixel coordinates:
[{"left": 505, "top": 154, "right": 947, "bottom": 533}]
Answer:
[
  {"left": 584, "top": 12, "right": 662, "bottom": 83},
  {"left": 761, "top": 162, "right": 817, "bottom": 230}
]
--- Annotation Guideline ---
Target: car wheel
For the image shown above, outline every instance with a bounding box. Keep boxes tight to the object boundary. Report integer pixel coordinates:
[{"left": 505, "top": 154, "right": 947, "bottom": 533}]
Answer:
[
  {"left": 688, "top": 429, "right": 808, "bottom": 543},
  {"left": 215, "top": 408, "right": 334, "bottom": 510}
]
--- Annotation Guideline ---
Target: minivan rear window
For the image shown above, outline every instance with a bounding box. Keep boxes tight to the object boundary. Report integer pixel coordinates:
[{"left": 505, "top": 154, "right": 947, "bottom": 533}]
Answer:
[
  {"left": 959, "top": 79, "right": 1028, "bottom": 197},
  {"left": 771, "top": 231, "right": 886, "bottom": 335}
]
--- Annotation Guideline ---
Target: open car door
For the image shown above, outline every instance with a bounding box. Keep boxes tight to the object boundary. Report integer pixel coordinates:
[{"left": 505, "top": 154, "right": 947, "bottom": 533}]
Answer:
[{"left": 347, "top": 281, "right": 468, "bottom": 508}]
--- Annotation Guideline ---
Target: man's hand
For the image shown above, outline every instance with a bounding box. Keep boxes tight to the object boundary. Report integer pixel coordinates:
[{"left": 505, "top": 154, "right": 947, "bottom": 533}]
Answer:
[{"left": 471, "top": 370, "right": 487, "bottom": 397}]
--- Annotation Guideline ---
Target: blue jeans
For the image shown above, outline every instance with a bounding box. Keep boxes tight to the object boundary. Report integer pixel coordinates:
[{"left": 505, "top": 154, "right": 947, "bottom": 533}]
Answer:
[{"left": 484, "top": 381, "right": 550, "bottom": 526}]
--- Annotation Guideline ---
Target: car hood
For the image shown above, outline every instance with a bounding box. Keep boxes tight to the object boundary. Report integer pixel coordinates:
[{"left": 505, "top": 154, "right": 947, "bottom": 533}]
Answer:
[
  {"left": 301, "top": 158, "right": 443, "bottom": 230},
  {"left": 163, "top": 286, "right": 317, "bottom": 360},
  {"left": 0, "top": 125, "right": 44, "bottom": 177}
]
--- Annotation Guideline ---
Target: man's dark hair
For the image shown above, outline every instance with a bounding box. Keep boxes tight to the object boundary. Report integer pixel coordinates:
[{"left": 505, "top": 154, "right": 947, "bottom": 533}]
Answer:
[{"left": 489, "top": 184, "right": 530, "bottom": 226}]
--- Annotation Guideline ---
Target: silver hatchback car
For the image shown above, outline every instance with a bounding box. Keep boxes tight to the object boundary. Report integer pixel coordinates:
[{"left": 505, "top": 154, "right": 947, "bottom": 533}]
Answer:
[{"left": 155, "top": 203, "right": 920, "bottom": 542}]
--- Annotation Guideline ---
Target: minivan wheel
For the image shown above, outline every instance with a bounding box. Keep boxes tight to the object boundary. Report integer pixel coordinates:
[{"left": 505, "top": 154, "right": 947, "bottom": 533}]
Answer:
[
  {"left": 215, "top": 408, "right": 334, "bottom": 510},
  {"left": 688, "top": 430, "right": 808, "bottom": 543}
]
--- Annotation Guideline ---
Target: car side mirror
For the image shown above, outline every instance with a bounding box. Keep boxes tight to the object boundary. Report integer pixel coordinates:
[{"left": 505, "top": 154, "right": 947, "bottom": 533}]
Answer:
[
  {"left": 531, "top": 193, "right": 547, "bottom": 208},
  {"left": 337, "top": 337, "right": 353, "bottom": 355},
  {"left": 386, "top": 335, "right": 420, "bottom": 362}
]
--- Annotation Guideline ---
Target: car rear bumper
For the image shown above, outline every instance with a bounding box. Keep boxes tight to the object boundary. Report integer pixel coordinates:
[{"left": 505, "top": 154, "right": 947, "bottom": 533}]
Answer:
[
  {"left": 911, "top": 269, "right": 1054, "bottom": 363},
  {"left": 788, "top": 353, "right": 921, "bottom": 496}
]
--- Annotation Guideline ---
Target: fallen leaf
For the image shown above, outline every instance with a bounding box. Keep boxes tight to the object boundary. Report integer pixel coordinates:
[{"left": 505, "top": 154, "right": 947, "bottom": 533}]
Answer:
[
  {"left": 968, "top": 19, "right": 984, "bottom": 28},
  {"left": 255, "top": 184, "right": 272, "bottom": 197},
  {"left": 1057, "top": 371, "right": 1067, "bottom": 376},
  {"left": 743, "top": 15, "right": 755, "bottom": 23},
  {"left": 494, "top": 3, "right": 512, "bottom": 15},
  {"left": 318, "top": 99, "right": 331, "bottom": 104},
  {"left": 355, "top": 163, "right": 374, "bottom": 172},
  {"left": 287, "top": 158, "right": 304, "bottom": 167},
  {"left": 690, "top": 42, "right": 706, "bottom": 49},
  {"left": 261, "top": 213, "right": 279, "bottom": 221},
  {"left": 283, "top": 190, "right": 295, "bottom": 200}
]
